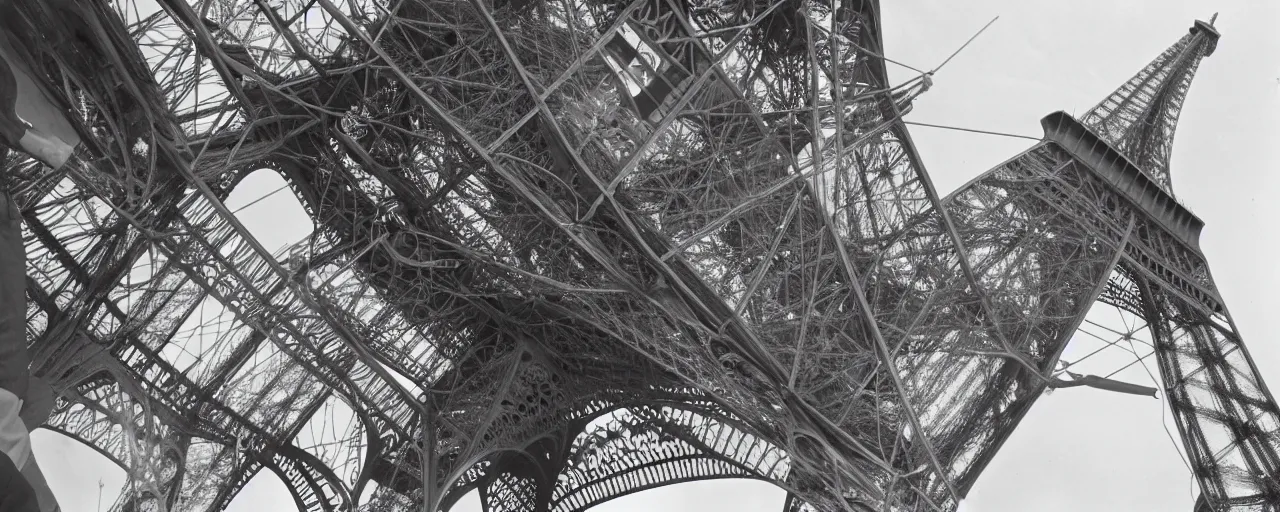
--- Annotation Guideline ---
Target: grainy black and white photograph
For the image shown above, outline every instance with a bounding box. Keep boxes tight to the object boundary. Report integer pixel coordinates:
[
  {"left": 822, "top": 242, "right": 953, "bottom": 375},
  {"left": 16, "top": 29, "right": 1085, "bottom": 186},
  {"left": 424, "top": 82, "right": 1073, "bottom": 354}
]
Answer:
[{"left": 0, "top": 0, "right": 1277, "bottom": 511}]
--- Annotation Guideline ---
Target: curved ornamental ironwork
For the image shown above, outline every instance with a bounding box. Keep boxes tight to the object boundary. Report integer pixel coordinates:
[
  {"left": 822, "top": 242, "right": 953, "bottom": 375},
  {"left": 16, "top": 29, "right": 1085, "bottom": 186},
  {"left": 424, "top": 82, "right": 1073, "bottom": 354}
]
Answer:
[{"left": 0, "top": 1, "right": 1273, "bottom": 510}]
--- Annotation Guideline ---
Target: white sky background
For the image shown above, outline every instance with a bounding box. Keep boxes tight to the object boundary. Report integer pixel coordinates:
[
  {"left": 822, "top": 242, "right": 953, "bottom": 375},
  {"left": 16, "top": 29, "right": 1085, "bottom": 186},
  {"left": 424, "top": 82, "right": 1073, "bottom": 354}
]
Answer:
[{"left": 30, "top": 0, "right": 1280, "bottom": 510}]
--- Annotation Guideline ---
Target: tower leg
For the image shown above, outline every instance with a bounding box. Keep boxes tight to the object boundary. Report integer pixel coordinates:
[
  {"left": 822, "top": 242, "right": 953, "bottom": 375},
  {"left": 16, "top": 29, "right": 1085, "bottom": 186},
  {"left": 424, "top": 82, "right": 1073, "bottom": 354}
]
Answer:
[{"left": 1138, "top": 276, "right": 1280, "bottom": 510}]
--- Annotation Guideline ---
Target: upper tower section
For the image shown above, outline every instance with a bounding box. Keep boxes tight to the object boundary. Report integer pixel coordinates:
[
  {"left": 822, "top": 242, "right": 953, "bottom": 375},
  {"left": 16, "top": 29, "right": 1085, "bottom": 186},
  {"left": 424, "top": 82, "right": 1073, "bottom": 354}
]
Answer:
[{"left": 1076, "top": 15, "right": 1220, "bottom": 195}]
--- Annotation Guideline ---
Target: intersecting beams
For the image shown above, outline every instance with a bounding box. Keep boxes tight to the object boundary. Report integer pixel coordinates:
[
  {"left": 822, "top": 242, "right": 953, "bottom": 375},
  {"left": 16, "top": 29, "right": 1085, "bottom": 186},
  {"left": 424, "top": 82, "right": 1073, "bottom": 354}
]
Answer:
[{"left": 3, "top": 1, "right": 1274, "bottom": 511}]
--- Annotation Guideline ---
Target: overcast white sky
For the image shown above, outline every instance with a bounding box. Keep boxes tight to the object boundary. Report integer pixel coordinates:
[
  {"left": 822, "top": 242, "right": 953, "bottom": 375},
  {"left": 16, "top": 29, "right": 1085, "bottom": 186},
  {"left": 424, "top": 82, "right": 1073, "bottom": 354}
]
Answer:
[{"left": 31, "top": 0, "right": 1280, "bottom": 511}]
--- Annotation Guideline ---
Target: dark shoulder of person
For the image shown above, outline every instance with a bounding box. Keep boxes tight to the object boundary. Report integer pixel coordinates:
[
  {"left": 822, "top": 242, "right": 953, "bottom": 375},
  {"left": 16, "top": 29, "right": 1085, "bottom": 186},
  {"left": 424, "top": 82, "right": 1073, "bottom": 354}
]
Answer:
[{"left": 0, "top": 452, "right": 39, "bottom": 512}]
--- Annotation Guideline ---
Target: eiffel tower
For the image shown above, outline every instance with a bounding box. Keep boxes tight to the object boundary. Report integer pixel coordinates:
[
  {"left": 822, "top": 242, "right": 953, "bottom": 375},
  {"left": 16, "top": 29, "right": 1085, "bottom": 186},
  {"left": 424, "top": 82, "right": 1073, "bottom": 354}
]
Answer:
[
  {"left": 0, "top": 0, "right": 1275, "bottom": 511},
  {"left": 936, "top": 14, "right": 1280, "bottom": 509}
]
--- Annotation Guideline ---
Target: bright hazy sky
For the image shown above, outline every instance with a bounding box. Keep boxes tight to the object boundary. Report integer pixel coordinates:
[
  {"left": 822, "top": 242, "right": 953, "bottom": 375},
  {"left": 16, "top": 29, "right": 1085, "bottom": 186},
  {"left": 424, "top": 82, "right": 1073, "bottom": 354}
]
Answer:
[{"left": 30, "top": 0, "right": 1280, "bottom": 511}]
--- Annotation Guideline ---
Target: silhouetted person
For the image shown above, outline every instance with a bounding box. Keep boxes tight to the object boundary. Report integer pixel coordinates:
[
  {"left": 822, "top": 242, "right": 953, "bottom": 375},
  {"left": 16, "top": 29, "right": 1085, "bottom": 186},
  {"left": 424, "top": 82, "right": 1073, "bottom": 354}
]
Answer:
[
  {"left": 0, "top": 449, "right": 39, "bottom": 512},
  {"left": 0, "top": 45, "right": 64, "bottom": 512}
]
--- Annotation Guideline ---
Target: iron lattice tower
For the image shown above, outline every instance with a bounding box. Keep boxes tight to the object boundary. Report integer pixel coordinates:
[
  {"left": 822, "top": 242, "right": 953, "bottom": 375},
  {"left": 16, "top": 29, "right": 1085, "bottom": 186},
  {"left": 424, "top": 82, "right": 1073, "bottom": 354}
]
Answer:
[
  {"left": 0, "top": 0, "right": 1274, "bottom": 511},
  {"left": 943, "top": 17, "right": 1280, "bottom": 508}
]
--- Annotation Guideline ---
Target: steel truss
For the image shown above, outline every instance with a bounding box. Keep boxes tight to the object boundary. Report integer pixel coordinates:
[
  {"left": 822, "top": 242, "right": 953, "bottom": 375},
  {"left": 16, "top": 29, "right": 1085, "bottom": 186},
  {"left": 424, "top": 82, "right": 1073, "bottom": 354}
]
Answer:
[{"left": 0, "top": 0, "right": 1274, "bottom": 511}]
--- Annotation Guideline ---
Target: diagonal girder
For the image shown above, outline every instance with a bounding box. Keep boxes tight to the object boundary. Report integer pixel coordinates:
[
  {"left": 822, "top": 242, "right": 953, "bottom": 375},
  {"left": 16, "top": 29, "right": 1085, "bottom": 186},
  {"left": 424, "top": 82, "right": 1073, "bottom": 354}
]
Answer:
[{"left": 0, "top": 1, "right": 1273, "bottom": 511}]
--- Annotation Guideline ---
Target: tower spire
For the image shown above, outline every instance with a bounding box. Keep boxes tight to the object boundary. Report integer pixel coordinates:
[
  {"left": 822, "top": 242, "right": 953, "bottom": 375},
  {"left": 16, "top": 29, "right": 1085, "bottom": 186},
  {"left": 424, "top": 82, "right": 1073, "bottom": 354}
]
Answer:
[{"left": 1077, "top": 16, "right": 1220, "bottom": 194}]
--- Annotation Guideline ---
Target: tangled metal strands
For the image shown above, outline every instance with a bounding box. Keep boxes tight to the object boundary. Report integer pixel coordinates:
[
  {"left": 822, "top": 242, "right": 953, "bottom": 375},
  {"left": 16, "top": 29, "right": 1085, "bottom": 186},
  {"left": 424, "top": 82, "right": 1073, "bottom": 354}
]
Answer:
[
  {"left": 0, "top": 0, "right": 955, "bottom": 509},
  {"left": 0, "top": 0, "right": 1277, "bottom": 512}
]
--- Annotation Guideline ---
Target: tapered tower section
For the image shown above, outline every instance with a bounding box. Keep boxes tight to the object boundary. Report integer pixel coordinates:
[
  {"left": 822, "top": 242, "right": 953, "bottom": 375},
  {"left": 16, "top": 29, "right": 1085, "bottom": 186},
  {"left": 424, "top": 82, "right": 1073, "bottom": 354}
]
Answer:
[
  {"left": 1051, "top": 17, "right": 1280, "bottom": 509},
  {"left": 945, "top": 15, "right": 1280, "bottom": 510},
  {"left": 1078, "top": 15, "right": 1219, "bottom": 193}
]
